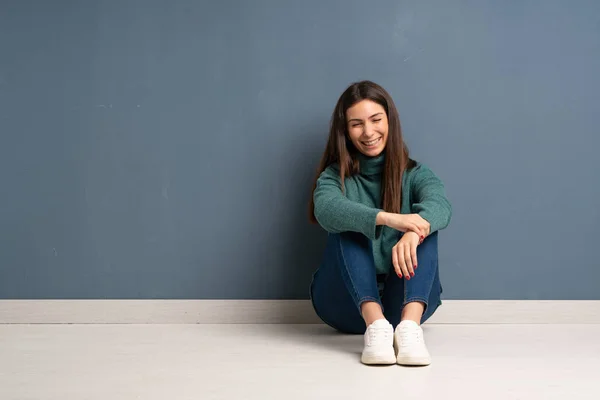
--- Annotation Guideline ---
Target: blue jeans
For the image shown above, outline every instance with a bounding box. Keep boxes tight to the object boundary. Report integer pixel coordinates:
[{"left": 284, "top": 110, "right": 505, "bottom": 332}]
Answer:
[{"left": 309, "top": 231, "right": 442, "bottom": 334}]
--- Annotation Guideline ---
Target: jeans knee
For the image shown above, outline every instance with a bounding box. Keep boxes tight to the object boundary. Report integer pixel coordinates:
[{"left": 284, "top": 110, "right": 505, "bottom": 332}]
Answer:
[{"left": 417, "top": 231, "right": 439, "bottom": 259}]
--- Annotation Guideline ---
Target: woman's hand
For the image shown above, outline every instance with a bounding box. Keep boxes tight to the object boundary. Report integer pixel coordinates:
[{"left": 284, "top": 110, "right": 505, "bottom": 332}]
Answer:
[
  {"left": 392, "top": 231, "right": 420, "bottom": 279},
  {"left": 377, "top": 212, "right": 430, "bottom": 239}
]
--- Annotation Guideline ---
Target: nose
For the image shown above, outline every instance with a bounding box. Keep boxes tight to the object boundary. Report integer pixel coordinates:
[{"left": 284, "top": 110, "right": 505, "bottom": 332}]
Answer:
[{"left": 363, "top": 121, "right": 377, "bottom": 138}]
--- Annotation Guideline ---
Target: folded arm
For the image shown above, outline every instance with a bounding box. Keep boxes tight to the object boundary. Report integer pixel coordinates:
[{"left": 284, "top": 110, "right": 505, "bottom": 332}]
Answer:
[
  {"left": 410, "top": 164, "right": 452, "bottom": 234},
  {"left": 313, "top": 167, "right": 383, "bottom": 240}
]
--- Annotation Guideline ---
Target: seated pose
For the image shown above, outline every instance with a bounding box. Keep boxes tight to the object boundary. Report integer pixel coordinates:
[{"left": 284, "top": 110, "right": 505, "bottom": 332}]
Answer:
[{"left": 309, "top": 80, "right": 452, "bottom": 366}]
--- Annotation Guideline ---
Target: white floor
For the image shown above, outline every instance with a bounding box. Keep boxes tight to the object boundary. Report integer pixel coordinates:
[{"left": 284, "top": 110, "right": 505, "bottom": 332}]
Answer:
[{"left": 1, "top": 323, "right": 599, "bottom": 400}]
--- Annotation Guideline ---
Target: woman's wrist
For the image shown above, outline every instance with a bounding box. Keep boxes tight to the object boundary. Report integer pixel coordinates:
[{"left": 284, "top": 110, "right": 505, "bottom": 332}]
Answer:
[{"left": 376, "top": 211, "right": 390, "bottom": 227}]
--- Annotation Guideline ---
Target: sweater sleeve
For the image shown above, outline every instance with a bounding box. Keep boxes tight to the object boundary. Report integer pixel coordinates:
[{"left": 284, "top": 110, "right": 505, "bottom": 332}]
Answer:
[
  {"left": 410, "top": 164, "right": 452, "bottom": 233},
  {"left": 313, "top": 166, "right": 382, "bottom": 240}
]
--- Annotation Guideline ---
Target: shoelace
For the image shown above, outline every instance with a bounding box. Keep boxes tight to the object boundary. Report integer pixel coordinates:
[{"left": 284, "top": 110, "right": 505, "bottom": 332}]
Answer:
[
  {"left": 399, "top": 327, "right": 423, "bottom": 346},
  {"left": 366, "top": 325, "right": 392, "bottom": 346}
]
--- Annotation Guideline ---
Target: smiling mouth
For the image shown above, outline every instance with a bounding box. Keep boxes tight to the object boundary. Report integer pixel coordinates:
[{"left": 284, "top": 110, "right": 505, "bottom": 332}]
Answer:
[{"left": 362, "top": 137, "right": 381, "bottom": 147}]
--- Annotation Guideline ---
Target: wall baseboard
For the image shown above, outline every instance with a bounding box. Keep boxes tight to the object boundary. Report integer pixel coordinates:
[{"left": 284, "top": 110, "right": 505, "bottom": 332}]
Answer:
[{"left": 1, "top": 300, "right": 599, "bottom": 324}]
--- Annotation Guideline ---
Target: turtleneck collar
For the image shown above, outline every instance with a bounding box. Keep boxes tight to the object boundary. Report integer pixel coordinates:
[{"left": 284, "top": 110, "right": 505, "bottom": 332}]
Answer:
[{"left": 358, "top": 152, "right": 385, "bottom": 176}]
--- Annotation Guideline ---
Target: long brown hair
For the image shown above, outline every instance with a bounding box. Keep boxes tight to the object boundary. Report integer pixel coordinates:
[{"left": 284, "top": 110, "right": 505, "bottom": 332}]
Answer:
[{"left": 309, "top": 80, "right": 415, "bottom": 223}]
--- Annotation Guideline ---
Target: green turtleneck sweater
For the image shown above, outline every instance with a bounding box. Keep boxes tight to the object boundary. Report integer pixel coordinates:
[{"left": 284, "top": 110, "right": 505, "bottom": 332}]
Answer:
[{"left": 313, "top": 154, "right": 452, "bottom": 274}]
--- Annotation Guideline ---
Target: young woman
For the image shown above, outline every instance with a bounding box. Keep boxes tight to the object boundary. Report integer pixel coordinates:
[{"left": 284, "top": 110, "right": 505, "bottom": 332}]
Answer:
[{"left": 309, "top": 80, "right": 452, "bottom": 366}]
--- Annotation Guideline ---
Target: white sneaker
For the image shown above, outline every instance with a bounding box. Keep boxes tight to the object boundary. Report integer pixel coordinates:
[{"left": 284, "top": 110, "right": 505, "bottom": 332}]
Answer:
[
  {"left": 361, "top": 319, "right": 396, "bottom": 365},
  {"left": 395, "top": 320, "right": 431, "bottom": 366}
]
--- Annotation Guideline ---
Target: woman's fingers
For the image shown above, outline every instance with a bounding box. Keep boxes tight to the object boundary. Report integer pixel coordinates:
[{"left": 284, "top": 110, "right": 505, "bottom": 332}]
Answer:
[
  {"left": 410, "top": 223, "right": 424, "bottom": 238},
  {"left": 411, "top": 244, "right": 418, "bottom": 271},
  {"left": 397, "top": 244, "right": 409, "bottom": 279},
  {"left": 404, "top": 243, "right": 414, "bottom": 278},
  {"left": 394, "top": 229, "right": 422, "bottom": 280},
  {"left": 392, "top": 245, "right": 402, "bottom": 278},
  {"left": 420, "top": 223, "right": 428, "bottom": 237},
  {"left": 407, "top": 222, "right": 418, "bottom": 234},
  {"left": 413, "top": 227, "right": 425, "bottom": 242},
  {"left": 410, "top": 214, "right": 429, "bottom": 238},
  {"left": 394, "top": 244, "right": 409, "bottom": 279}
]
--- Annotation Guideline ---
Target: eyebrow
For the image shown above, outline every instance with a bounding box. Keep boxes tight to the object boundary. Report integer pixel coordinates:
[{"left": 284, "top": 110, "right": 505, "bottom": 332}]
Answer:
[{"left": 348, "top": 112, "right": 383, "bottom": 123}]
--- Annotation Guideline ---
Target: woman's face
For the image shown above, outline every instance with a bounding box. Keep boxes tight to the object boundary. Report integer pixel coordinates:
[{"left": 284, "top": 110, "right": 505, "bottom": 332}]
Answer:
[{"left": 346, "top": 100, "right": 389, "bottom": 157}]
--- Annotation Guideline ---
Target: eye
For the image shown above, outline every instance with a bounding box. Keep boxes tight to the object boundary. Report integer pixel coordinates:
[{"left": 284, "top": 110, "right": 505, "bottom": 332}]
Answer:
[
  {"left": 351, "top": 123, "right": 362, "bottom": 127},
  {"left": 373, "top": 119, "right": 382, "bottom": 123}
]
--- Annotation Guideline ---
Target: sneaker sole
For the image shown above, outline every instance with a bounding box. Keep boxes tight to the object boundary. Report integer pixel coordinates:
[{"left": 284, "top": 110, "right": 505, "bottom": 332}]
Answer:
[
  {"left": 396, "top": 356, "right": 431, "bottom": 366},
  {"left": 361, "top": 353, "right": 397, "bottom": 365}
]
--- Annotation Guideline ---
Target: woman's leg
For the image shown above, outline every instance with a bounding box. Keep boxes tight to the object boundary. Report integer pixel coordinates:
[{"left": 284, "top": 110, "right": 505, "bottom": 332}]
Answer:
[
  {"left": 310, "top": 231, "right": 397, "bottom": 365},
  {"left": 309, "top": 231, "right": 383, "bottom": 334},
  {"left": 381, "top": 231, "right": 442, "bottom": 328},
  {"left": 380, "top": 231, "right": 442, "bottom": 366}
]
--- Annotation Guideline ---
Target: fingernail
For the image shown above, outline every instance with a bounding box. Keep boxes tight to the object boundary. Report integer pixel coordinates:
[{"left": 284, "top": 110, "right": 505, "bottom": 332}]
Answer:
[
  {"left": 414, "top": 265, "right": 418, "bottom": 269},
  {"left": 411, "top": 272, "right": 415, "bottom": 277},
  {"left": 406, "top": 276, "right": 410, "bottom": 280},
  {"left": 421, "top": 236, "right": 424, "bottom": 240}
]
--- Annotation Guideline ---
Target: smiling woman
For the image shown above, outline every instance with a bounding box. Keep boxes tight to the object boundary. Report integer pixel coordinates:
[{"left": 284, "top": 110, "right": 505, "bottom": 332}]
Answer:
[
  {"left": 308, "top": 81, "right": 452, "bottom": 367},
  {"left": 346, "top": 103, "right": 388, "bottom": 157}
]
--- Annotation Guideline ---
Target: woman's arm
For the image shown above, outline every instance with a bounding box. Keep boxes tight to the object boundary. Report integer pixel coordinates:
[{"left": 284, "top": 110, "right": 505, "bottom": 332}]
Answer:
[
  {"left": 410, "top": 164, "right": 452, "bottom": 234},
  {"left": 313, "top": 166, "right": 436, "bottom": 239},
  {"left": 313, "top": 167, "right": 383, "bottom": 240}
]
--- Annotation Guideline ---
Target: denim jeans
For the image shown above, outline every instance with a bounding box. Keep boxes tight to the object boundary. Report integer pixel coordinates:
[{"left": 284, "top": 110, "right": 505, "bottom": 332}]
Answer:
[{"left": 309, "top": 230, "right": 442, "bottom": 334}]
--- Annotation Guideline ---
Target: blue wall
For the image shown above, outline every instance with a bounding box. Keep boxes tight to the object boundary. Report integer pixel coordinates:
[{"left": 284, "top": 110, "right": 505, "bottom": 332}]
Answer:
[{"left": 1, "top": 0, "right": 599, "bottom": 299}]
